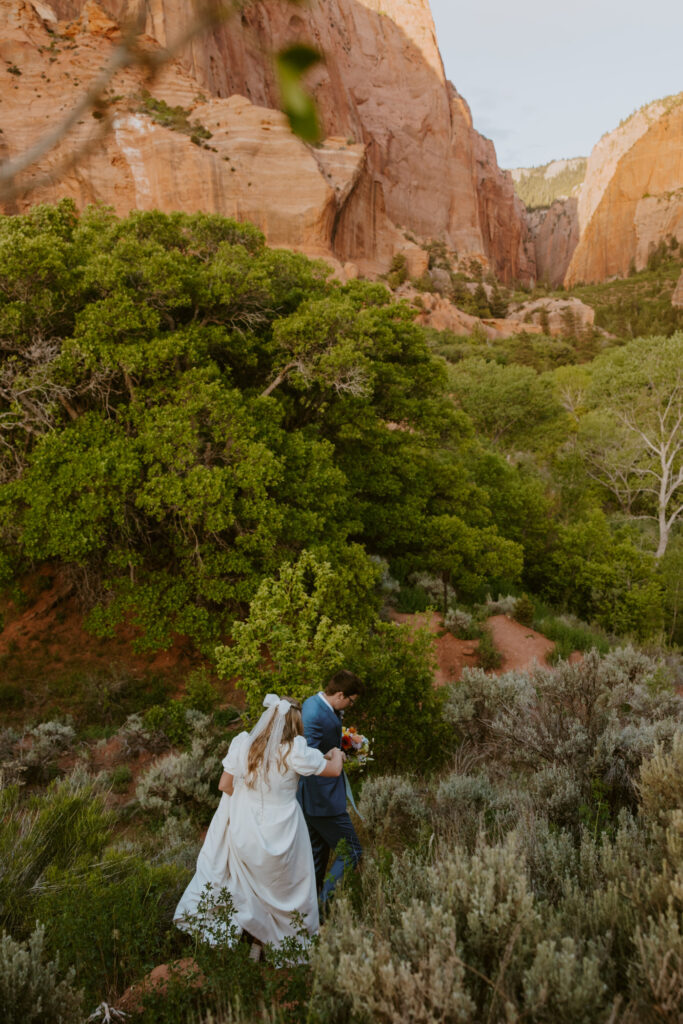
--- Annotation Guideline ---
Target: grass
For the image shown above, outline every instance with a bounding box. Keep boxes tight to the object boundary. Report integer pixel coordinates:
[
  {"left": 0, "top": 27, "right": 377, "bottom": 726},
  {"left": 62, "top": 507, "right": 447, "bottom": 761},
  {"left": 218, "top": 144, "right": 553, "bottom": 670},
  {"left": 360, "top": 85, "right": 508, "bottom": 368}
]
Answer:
[{"left": 532, "top": 604, "right": 611, "bottom": 662}]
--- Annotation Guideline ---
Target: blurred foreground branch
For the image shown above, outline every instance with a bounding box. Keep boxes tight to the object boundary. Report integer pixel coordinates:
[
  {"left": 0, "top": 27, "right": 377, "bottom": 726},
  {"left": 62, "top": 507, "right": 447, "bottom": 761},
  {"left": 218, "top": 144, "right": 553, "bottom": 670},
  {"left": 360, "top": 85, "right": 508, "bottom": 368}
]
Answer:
[{"left": 0, "top": 0, "right": 321, "bottom": 204}]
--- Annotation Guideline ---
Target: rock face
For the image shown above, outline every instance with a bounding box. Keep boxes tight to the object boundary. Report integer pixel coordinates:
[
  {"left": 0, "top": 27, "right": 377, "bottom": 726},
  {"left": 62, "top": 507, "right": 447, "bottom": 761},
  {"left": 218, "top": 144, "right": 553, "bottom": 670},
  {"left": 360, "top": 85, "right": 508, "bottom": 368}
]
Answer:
[
  {"left": 521, "top": 97, "right": 683, "bottom": 287},
  {"left": 527, "top": 199, "right": 580, "bottom": 286},
  {"left": 1, "top": 0, "right": 534, "bottom": 282},
  {"left": 565, "top": 96, "right": 683, "bottom": 285},
  {"left": 509, "top": 297, "right": 595, "bottom": 337},
  {"left": 672, "top": 269, "right": 683, "bottom": 308}
]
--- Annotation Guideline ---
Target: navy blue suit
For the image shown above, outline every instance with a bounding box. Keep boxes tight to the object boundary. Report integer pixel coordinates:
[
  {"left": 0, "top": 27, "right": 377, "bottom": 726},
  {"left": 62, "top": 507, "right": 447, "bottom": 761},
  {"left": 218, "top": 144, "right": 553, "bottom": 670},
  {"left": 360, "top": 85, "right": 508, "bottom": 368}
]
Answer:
[{"left": 299, "top": 694, "right": 362, "bottom": 902}]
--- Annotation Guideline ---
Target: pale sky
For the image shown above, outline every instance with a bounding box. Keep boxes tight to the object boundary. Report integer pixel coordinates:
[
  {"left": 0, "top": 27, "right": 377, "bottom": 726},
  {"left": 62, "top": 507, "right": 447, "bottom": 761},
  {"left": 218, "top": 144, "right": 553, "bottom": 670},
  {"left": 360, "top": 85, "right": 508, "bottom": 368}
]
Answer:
[{"left": 429, "top": 0, "right": 683, "bottom": 170}]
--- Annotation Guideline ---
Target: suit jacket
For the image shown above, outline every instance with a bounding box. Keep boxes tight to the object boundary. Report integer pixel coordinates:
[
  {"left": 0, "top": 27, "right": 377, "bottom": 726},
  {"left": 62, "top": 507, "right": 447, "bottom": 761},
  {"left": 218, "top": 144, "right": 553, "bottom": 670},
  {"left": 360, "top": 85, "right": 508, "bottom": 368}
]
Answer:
[{"left": 298, "top": 693, "right": 346, "bottom": 816}]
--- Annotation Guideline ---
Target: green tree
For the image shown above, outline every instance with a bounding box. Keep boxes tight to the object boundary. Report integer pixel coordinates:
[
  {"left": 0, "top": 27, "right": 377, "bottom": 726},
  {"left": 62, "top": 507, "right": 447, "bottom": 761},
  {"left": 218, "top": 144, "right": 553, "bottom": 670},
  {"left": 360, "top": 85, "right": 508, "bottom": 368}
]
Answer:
[
  {"left": 214, "top": 552, "right": 358, "bottom": 717},
  {"left": 579, "top": 334, "right": 683, "bottom": 558},
  {"left": 447, "top": 357, "right": 562, "bottom": 448},
  {"left": 215, "top": 550, "right": 447, "bottom": 770}
]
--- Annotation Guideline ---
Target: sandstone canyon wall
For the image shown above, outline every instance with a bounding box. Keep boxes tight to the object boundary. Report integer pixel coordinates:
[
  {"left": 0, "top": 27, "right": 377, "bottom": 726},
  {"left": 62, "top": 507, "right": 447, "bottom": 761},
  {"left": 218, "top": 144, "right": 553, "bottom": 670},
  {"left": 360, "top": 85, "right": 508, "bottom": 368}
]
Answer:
[
  {"left": 565, "top": 96, "right": 683, "bottom": 285},
  {"left": 526, "top": 96, "right": 683, "bottom": 286},
  {"left": 0, "top": 0, "right": 534, "bottom": 282}
]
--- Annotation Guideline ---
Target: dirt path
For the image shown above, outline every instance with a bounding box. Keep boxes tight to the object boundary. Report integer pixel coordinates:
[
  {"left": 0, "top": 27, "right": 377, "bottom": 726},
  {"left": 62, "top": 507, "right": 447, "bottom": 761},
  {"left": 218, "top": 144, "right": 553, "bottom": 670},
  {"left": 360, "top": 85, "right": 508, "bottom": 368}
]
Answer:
[
  {"left": 487, "top": 614, "right": 555, "bottom": 674},
  {"left": 390, "top": 610, "right": 560, "bottom": 685}
]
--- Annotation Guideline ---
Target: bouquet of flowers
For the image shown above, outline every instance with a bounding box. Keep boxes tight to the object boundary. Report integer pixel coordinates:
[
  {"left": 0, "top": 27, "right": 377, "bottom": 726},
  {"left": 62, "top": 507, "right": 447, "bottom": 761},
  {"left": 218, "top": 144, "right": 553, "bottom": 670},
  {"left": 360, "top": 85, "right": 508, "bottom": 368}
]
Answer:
[{"left": 341, "top": 726, "right": 372, "bottom": 774}]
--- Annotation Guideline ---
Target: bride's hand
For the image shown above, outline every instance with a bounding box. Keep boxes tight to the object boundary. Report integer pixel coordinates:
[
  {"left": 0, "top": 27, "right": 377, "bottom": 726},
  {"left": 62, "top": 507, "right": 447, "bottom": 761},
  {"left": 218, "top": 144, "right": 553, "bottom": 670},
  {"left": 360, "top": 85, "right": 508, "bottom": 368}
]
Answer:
[{"left": 324, "top": 747, "right": 344, "bottom": 767}]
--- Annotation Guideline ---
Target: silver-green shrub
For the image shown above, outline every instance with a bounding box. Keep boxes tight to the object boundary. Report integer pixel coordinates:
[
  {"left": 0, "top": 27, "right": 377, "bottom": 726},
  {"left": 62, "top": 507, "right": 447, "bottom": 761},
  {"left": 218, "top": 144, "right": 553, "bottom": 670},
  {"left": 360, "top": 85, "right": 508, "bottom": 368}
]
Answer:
[
  {"left": 135, "top": 713, "right": 221, "bottom": 816},
  {"left": 116, "top": 712, "right": 168, "bottom": 756},
  {"left": 20, "top": 720, "right": 76, "bottom": 778},
  {"left": 443, "top": 649, "right": 683, "bottom": 823},
  {"left": 638, "top": 730, "right": 683, "bottom": 824},
  {"left": 357, "top": 774, "right": 428, "bottom": 846},
  {"left": 522, "top": 936, "right": 608, "bottom": 1024},
  {"left": 443, "top": 608, "right": 476, "bottom": 638},
  {"left": 631, "top": 907, "right": 683, "bottom": 1023},
  {"left": 434, "top": 771, "right": 521, "bottom": 848},
  {"left": 484, "top": 593, "right": 519, "bottom": 616},
  {"left": 312, "top": 894, "right": 476, "bottom": 1024},
  {"left": 0, "top": 922, "right": 83, "bottom": 1024}
]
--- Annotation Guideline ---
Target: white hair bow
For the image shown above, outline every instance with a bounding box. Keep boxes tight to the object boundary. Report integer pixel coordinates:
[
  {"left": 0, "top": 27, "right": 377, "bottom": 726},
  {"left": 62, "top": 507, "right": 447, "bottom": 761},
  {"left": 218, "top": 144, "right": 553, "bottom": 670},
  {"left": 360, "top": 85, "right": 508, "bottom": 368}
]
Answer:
[{"left": 263, "top": 693, "right": 291, "bottom": 716}]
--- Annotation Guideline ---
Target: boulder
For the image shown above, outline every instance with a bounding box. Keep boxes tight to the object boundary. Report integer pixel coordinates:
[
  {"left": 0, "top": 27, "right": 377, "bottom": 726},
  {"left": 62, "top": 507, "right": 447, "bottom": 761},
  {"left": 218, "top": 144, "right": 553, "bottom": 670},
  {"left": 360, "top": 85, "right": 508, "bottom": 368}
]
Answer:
[{"left": 510, "top": 297, "right": 595, "bottom": 336}]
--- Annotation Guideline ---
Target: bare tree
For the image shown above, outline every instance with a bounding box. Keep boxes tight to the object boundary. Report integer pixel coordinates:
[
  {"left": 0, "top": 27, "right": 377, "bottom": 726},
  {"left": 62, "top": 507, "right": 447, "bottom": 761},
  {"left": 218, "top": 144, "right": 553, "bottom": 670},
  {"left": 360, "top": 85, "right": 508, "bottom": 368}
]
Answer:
[{"left": 578, "top": 338, "right": 683, "bottom": 559}]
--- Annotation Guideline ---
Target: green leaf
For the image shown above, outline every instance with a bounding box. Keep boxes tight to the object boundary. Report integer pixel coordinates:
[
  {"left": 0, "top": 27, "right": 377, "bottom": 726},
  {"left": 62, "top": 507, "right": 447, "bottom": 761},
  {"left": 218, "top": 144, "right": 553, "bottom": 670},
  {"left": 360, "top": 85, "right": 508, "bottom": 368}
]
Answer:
[{"left": 276, "top": 45, "right": 323, "bottom": 144}]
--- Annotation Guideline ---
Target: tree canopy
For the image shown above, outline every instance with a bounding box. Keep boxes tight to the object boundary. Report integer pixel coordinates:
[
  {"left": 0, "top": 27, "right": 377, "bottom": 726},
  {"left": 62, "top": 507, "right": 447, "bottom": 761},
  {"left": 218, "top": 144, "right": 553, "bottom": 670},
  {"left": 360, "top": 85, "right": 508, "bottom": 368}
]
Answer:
[{"left": 0, "top": 202, "right": 525, "bottom": 650}]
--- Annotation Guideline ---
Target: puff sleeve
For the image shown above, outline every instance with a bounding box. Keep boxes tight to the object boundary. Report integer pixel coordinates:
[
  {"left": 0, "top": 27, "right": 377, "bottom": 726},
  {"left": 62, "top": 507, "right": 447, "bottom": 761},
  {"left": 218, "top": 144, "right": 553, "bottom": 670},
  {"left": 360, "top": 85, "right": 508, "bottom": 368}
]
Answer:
[
  {"left": 221, "top": 731, "right": 249, "bottom": 777},
  {"left": 287, "top": 735, "right": 327, "bottom": 776}
]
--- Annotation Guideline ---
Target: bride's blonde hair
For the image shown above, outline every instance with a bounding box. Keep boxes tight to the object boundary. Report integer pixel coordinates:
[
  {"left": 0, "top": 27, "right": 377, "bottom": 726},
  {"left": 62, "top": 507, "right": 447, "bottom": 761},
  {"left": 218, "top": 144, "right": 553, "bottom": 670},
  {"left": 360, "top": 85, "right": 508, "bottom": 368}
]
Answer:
[{"left": 245, "top": 696, "right": 303, "bottom": 787}]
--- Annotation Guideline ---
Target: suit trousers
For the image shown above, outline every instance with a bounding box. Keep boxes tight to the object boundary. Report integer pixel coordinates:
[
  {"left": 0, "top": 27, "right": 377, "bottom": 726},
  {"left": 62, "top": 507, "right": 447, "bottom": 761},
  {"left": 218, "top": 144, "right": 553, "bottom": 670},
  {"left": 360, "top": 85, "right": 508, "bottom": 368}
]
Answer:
[{"left": 304, "top": 810, "right": 362, "bottom": 903}]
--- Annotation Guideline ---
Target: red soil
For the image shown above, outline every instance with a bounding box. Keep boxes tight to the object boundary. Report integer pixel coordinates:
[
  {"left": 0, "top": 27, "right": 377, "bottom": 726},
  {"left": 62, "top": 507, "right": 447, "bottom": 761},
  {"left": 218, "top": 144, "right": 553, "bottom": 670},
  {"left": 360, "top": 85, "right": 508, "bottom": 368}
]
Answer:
[
  {"left": 0, "top": 566, "right": 198, "bottom": 678},
  {"left": 389, "top": 610, "right": 573, "bottom": 684}
]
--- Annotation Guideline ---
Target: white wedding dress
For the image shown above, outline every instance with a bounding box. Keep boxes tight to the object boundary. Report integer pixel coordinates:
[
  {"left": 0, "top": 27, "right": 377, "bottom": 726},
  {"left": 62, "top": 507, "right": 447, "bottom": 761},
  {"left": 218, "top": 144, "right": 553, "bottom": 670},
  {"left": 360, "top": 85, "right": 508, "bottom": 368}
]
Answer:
[{"left": 174, "top": 731, "right": 326, "bottom": 947}]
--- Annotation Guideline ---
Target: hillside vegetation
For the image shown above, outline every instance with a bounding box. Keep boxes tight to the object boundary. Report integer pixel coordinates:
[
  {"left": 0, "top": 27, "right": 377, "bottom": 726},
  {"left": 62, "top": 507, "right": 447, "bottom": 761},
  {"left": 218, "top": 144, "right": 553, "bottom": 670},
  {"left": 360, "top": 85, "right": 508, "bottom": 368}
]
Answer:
[
  {"left": 511, "top": 157, "right": 587, "bottom": 209},
  {"left": 1, "top": 204, "right": 682, "bottom": 1023}
]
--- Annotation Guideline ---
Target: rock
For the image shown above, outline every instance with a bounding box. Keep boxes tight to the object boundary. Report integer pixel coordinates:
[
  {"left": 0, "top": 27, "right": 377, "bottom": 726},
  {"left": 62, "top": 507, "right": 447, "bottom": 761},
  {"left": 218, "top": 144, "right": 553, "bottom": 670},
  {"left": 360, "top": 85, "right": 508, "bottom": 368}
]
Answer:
[
  {"left": 6, "top": 0, "right": 534, "bottom": 282},
  {"left": 672, "top": 269, "right": 683, "bottom": 308},
  {"left": 61, "top": 0, "right": 118, "bottom": 37},
  {"left": 401, "top": 288, "right": 544, "bottom": 340},
  {"left": 528, "top": 198, "right": 580, "bottom": 287},
  {"left": 117, "top": 958, "right": 204, "bottom": 1015},
  {"left": 565, "top": 95, "right": 683, "bottom": 284},
  {"left": 510, "top": 297, "right": 595, "bottom": 336}
]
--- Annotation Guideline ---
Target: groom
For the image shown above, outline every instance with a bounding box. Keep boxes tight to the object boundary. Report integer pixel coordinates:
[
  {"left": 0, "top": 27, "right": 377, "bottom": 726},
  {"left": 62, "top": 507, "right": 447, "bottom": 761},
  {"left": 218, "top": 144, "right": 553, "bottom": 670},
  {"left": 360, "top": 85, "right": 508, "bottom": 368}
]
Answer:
[{"left": 299, "top": 669, "right": 364, "bottom": 904}]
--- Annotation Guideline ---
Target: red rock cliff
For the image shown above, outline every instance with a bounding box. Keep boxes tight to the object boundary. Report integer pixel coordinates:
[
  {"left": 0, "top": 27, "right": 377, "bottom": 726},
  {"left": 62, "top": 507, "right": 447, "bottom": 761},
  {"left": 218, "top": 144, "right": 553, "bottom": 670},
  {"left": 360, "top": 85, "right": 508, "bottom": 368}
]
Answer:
[
  {"left": 565, "top": 96, "right": 683, "bottom": 285},
  {"left": 2, "top": 0, "right": 534, "bottom": 282}
]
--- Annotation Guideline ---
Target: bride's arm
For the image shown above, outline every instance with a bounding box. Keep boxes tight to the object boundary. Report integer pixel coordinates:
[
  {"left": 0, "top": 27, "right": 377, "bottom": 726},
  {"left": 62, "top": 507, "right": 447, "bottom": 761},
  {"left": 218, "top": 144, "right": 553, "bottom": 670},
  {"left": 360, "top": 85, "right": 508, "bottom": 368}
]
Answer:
[
  {"left": 218, "top": 771, "right": 234, "bottom": 795},
  {"left": 318, "top": 748, "right": 343, "bottom": 778}
]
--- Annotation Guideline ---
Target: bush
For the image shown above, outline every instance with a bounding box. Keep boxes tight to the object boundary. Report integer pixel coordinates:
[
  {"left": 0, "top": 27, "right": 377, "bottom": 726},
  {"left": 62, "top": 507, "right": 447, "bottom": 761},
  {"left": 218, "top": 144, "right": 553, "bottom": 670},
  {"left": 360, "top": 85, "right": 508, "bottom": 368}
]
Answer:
[
  {"left": 443, "top": 607, "right": 478, "bottom": 639},
  {"left": 311, "top": 895, "right": 475, "bottom": 1024},
  {"left": 117, "top": 712, "right": 168, "bottom": 757},
  {"left": 631, "top": 908, "right": 683, "bottom": 1023},
  {"left": 36, "top": 852, "right": 188, "bottom": 1006},
  {"left": 110, "top": 764, "right": 133, "bottom": 794},
  {"left": 0, "top": 777, "right": 113, "bottom": 934},
  {"left": 358, "top": 775, "right": 428, "bottom": 847},
  {"left": 386, "top": 253, "right": 408, "bottom": 290},
  {"left": 533, "top": 611, "right": 609, "bottom": 660},
  {"left": 485, "top": 593, "right": 518, "bottom": 616},
  {"left": 0, "top": 922, "right": 83, "bottom": 1024},
  {"left": 136, "top": 715, "right": 221, "bottom": 820},
  {"left": 393, "top": 583, "right": 432, "bottom": 613},
  {"left": 638, "top": 730, "right": 683, "bottom": 824},
  {"left": 443, "top": 649, "right": 683, "bottom": 827},
  {"left": 477, "top": 627, "right": 503, "bottom": 670},
  {"left": 434, "top": 771, "right": 519, "bottom": 847},
  {"left": 522, "top": 936, "right": 608, "bottom": 1024},
  {"left": 20, "top": 720, "right": 77, "bottom": 781},
  {"left": 514, "top": 593, "right": 535, "bottom": 627},
  {"left": 183, "top": 670, "right": 220, "bottom": 714}
]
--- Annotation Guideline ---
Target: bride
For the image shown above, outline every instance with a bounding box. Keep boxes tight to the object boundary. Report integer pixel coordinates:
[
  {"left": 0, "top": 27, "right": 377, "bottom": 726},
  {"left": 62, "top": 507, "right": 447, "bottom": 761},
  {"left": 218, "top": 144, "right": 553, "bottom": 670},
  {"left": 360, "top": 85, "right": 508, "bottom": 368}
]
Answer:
[{"left": 174, "top": 693, "right": 343, "bottom": 950}]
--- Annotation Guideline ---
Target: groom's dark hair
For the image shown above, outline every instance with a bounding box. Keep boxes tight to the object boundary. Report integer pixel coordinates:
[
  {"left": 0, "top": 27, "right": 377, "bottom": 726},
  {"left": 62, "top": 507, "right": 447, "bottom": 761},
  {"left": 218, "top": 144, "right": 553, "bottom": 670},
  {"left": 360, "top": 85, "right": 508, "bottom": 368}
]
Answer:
[{"left": 325, "top": 669, "right": 363, "bottom": 697}]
